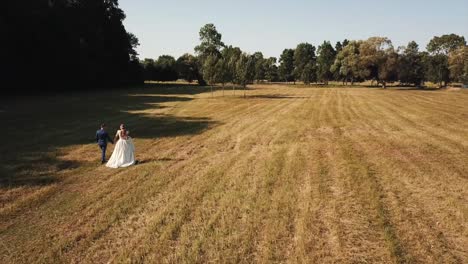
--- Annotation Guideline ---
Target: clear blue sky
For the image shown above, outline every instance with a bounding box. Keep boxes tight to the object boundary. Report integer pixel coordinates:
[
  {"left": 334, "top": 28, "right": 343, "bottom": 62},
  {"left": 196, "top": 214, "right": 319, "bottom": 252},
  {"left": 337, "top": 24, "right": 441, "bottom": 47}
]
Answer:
[{"left": 119, "top": 0, "right": 468, "bottom": 59}]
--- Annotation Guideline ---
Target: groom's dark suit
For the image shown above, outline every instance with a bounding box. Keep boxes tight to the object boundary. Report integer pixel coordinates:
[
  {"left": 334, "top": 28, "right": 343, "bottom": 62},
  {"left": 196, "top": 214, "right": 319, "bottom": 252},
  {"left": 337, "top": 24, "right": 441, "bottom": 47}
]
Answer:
[{"left": 96, "top": 129, "right": 114, "bottom": 162}]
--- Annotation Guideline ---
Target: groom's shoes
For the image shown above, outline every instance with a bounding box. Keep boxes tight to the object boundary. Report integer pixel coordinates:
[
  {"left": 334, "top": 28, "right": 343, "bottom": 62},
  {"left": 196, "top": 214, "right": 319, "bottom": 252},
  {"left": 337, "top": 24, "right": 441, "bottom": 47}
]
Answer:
[{"left": 101, "top": 160, "right": 107, "bottom": 164}]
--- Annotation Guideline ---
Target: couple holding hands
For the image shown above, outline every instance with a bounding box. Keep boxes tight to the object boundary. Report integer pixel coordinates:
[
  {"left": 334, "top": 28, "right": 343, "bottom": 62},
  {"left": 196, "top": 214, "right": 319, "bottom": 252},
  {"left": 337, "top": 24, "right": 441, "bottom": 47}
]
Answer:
[{"left": 96, "top": 123, "right": 136, "bottom": 168}]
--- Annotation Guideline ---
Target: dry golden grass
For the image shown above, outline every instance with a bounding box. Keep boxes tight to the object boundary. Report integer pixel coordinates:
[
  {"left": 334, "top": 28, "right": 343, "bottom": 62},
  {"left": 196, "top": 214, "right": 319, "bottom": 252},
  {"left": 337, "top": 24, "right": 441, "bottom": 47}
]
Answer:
[{"left": 1, "top": 84, "right": 467, "bottom": 263}]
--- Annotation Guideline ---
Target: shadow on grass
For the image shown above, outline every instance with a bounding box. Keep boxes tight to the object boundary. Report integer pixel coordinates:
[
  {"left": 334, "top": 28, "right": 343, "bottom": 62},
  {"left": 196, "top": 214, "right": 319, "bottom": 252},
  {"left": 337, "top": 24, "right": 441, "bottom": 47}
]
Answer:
[
  {"left": 141, "top": 82, "right": 213, "bottom": 95},
  {"left": 1, "top": 83, "right": 217, "bottom": 188},
  {"left": 137, "top": 157, "right": 186, "bottom": 165}
]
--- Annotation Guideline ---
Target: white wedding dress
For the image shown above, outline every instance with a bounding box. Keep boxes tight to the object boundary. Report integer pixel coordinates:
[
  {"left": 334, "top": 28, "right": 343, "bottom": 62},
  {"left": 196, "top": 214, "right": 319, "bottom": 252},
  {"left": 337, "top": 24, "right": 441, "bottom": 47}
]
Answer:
[{"left": 106, "top": 130, "right": 135, "bottom": 168}]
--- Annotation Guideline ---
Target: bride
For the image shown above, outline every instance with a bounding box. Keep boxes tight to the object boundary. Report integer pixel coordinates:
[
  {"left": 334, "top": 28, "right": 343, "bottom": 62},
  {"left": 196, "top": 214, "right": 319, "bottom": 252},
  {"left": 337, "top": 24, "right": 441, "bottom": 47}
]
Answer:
[{"left": 106, "top": 124, "right": 135, "bottom": 168}]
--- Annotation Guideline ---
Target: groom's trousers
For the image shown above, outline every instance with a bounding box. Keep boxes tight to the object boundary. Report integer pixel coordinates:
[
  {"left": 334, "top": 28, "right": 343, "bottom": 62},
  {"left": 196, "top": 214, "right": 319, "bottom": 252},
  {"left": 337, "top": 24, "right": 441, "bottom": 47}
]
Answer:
[{"left": 99, "top": 144, "right": 107, "bottom": 162}]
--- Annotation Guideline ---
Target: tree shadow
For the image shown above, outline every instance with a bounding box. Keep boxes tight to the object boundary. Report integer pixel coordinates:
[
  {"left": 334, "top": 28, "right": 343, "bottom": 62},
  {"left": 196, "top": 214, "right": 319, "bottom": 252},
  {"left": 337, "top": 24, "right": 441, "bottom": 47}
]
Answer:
[
  {"left": 0, "top": 84, "right": 217, "bottom": 188},
  {"left": 140, "top": 82, "right": 213, "bottom": 95},
  {"left": 358, "top": 85, "right": 443, "bottom": 91},
  {"left": 137, "top": 157, "right": 186, "bottom": 164},
  {"left": 0, "top": 159, "right": 80, "bottom": 187}
]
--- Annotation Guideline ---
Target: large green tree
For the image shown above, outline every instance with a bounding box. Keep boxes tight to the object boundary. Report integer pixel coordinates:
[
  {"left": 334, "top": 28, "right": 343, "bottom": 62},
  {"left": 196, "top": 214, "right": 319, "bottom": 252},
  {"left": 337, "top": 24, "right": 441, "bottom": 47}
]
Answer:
[
  {"left": 278, "top": 49, "right": 295, "bottom": 82},
  {"left": 4, "top": 0, "right": 142, "bottom": 92},
  {"left": 424, "top": 34, "right": 466, "bottom": 87},
  {"left": 359, "top": 37, "right": 399, "bottom": 88},
  {"left": 176, "top": 54, "right": 200, "bottom": 83},
  {"left": 294, "top": 43, "right": 317, "bottom": 85},
  {"left": 194, "top": 24, "right": 225, "bottom": 62},
  {"left": 398, "top": 41, "right": 425, "bottom": 86},
  {"left": 423, "top": 53, "right": 450, "bottom": 87},
  {"left": 331, "top": 41, "right": 362, "bottom": 85},
  {"left": 377, "top": 51, "right": 399, "bottom": 88},
  {"left": 317, "top": 41, "right": 336, "bottom": 84},
  {"left": 195, "top": 23, "right": 225, "bottom": 86}
]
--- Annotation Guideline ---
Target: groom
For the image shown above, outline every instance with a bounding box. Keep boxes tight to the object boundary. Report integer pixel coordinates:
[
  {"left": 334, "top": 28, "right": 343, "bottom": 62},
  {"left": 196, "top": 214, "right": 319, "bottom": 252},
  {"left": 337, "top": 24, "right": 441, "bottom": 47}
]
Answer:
[{"left": 96, "top": 123, "right": 114, "bottom": 164}]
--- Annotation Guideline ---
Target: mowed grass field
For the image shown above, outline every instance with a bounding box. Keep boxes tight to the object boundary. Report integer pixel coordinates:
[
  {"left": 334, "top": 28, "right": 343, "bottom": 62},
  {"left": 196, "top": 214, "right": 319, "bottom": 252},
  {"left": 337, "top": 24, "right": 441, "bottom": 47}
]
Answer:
[{"left": 1, "top": 84, "right": 467, "bottom": 263}]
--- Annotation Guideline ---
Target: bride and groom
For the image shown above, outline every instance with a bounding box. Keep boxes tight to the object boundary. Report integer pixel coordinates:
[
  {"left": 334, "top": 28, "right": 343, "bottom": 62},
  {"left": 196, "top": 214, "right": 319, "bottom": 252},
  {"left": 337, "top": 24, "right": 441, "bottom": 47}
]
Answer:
[{"left": 96, "top": 123, "right": 136, "bottom": 168}]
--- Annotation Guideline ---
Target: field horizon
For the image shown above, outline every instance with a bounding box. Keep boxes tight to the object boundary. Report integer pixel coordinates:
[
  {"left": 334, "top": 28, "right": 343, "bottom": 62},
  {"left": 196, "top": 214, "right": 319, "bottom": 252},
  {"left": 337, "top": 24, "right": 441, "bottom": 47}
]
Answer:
[{"left": 1, "top": 83, "right": 467, "bottom": 263}]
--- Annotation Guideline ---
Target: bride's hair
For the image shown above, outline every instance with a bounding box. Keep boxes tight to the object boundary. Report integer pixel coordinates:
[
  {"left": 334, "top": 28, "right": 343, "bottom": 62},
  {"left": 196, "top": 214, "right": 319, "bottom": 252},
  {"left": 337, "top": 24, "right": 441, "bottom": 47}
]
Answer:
[{"left": 120, "top": 124, "right": 127, "bottom": 136}]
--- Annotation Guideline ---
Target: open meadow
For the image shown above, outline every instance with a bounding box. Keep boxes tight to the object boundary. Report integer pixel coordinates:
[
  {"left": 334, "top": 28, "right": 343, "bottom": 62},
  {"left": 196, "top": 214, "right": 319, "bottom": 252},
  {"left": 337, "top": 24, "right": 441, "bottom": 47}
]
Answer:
[{"left": 1, "top": 84, "right": 467, "bottom": 263}]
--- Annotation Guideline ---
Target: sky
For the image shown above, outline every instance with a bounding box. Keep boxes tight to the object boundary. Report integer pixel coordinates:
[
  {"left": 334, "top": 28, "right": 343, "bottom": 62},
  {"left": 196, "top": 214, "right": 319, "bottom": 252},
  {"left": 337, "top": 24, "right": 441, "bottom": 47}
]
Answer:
[{"left": 119, "top": 0, "right": 468, "bottom": 59}]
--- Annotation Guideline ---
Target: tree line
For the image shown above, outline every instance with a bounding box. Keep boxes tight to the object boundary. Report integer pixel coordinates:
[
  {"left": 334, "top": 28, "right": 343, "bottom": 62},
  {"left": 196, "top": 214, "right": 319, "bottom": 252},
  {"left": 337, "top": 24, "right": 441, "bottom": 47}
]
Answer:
[
  {"left": 143, "top": 24, "right": 467, "bottom": 89},
  {"left": 4, "top": 1, "right": 466, "bottom": 94}
]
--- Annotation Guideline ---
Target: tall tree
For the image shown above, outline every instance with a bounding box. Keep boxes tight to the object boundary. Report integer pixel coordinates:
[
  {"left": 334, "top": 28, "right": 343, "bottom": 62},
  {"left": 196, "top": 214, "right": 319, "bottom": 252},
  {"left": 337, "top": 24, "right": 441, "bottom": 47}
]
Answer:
[
  {"left": 252, "top": 52, "right": 266, "bottom": 83},
  {"left": 278, "top": 49, "right": 295, "bottom": 83},
  {"left": 194, "top": 23, "right": 225, "bottom": 86},
  {"left": 194, "top": 23, "right": 225, "bottom": 62},
  {"left": 235, "top": 53, "right": 255, "bottom": 97},
  {"left": 359, "top": 37, "right": 399, "bottom": 87},
  {"left": 398, "top": 41, "right": 425, "bottom": 86},
  {"left": 424, "top": 34, "right": 465, "bottom": 87},
  {"left": 294, "top": 43, "right": 317, "bottom": 85},
  {"left": 4, "top": 0, "right": 142, "bottom": 92},
  {"left": 423, "top": 53, "right": 450, "bottom": 87},
  {"left": 317, "top": 41, "right": 336, "bottom": 84}
]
